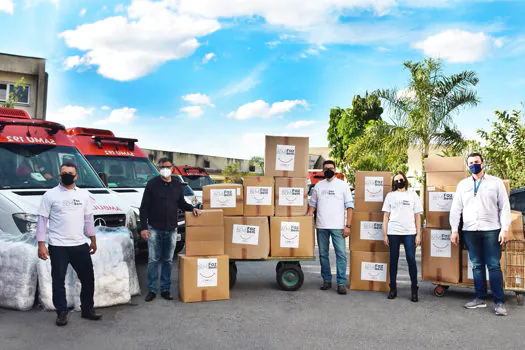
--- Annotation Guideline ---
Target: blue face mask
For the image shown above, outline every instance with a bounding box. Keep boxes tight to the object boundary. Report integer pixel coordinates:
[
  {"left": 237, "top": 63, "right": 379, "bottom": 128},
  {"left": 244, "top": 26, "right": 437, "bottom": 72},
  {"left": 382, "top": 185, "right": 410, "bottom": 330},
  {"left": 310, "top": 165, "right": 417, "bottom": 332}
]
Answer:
[{"left": 469, "top": 163, "right": 483, "bottom": 175}]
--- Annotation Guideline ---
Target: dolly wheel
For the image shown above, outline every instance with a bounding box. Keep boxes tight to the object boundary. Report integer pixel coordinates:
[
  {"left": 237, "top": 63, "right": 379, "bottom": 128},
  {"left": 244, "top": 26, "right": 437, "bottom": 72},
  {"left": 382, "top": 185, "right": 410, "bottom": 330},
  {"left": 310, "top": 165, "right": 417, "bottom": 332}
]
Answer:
[
  {"left": 433, "top": 285, "right": 445, "bottom": 297},
  {"left": 516, "top": 293, "right": 524, "bottom": 305},
  {"left": 276, "top": 264, "right": 304, "bottom": 291},
  {"left": 229, "top": 261, "right": 237, "bottom": 289}
]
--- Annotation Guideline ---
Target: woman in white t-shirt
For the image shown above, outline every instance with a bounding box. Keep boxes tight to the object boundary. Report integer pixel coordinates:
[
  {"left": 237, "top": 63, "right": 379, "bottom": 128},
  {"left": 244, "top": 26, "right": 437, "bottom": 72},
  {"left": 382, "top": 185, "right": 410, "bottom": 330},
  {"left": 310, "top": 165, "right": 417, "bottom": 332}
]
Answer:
[{"left": 382, "top": 171, "right": 423, "bottom": 302}]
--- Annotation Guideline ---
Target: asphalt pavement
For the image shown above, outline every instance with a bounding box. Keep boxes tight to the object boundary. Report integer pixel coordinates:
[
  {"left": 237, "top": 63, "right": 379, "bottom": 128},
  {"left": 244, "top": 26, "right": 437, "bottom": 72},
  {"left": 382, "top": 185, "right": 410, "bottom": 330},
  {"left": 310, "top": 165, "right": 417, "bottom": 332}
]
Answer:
[{"left": 1, "top": 243, "right": 524, "bottom": 350}]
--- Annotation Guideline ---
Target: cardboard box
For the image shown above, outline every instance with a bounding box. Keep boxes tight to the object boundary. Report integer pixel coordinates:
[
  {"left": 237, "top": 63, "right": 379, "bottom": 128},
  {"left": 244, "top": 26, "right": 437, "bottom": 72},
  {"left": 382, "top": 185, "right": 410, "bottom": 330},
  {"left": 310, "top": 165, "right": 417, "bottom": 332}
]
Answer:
[
  {"left": 424, "top": 157, "right": 465, "bottom": 173},
  {"left": 425, "top": 185, "right": 456, "bottom": 228},
  {"left": 354, "top": 171, "right": 391, "bottom": 212},
  {"left": 274, "top": 177, "right": 308, "bottom": 217},
  {"left": 426, "top": 172, "right": 466, "bottom": 187},
  {"left": 202, "top": 184, "right": 243, "bottom": 216},
  {"left": 264, "top": 136, "right": 309, "bottom": 178},
  {"left": 350, "top": 251, "right": 390, "bottom": 292},
  {"left": 178, "top": 255, "right": 229, "bottom": 303},
  {"left": 350, "top": 212, "right": 389, "bottom": 252},
  {"left": 185, "top": 209, "right": 223, "bottom": 227},
  {"left": 461, "top": 249, "right": 493, "bottom": 285},
  {"left": 503, "top": 250, "right": 525, "bottom": 290},
  {"left": 421, "top": 228, "right": 460, "bottom": 283},
  {"left": 243, "top": 176, "right": 275, "bottom": 216},
  {"left": 270, "top": 216, "right": 314, "bottom": 258},
  {"left": 223, "top": 216, "right": 270, "bottom": 259},
  {"left": 508, "top": 210, "right": 525, "bottom": 242},
  {"left": 185, "top": 226, "right": 225, "bottom": 257}
]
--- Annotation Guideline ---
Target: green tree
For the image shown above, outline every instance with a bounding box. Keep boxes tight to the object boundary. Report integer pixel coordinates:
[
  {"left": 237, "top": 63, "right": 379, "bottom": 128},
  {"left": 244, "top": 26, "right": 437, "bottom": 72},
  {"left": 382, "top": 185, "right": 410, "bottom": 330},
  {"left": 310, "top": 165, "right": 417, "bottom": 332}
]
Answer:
[
  {"left": 1, "top": 78, "right": 27, "bottom": 108},
  {"left": 222, "top": 163, "right": 249, "bottom": 184},
  {"left": 327, "top": 92, "right": 383, "bottom": 179},
  {"left": 374, "top": 58, "right": 479, "bottom": 188},
  {"left": 249, "top": 156, "right": 264, "bottom": 174},
  {"left": 478, "top": 108, "right": 525, "bottom": 190}
]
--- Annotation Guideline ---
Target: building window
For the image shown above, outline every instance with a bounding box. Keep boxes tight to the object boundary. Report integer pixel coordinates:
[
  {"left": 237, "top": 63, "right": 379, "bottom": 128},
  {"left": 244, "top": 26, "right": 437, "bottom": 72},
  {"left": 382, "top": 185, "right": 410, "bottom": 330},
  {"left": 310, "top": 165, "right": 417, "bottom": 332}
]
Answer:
[
  {"left": 0, "top": 83, "right": 30, "bottom": 105},
  {"left": 203, "top": 160, "right": 210, "bottom": 168},
  {"left": 249, "top": 165, "right": 256, "bottom": 172}
]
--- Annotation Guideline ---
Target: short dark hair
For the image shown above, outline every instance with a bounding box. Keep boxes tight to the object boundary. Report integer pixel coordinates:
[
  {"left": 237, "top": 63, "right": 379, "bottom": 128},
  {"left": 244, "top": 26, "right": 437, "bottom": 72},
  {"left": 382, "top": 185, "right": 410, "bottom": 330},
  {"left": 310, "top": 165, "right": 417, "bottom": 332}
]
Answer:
[
  {"left": 467, "top": 152, "right": 484, "bottom": 163},
  {"left": 322, "top": 160, "right": 335, "bottom": 168},
  {"left": 158, "top": 157, "right": 173, "bottom": 166},
  {"left": 60, "top": 162, "right": 77, "bottom": 172},
  {"left": 392, "top": 171, "right": 408, "bottom": 191}
]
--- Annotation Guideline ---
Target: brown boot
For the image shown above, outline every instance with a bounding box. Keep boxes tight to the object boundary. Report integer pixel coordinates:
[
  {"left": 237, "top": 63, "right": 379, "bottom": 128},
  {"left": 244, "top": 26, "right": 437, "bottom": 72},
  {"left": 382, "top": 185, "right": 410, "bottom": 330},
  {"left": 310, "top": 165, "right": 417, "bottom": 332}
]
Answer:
[{"left": 320, "top": 282, "right": 332, "bottom": 290}]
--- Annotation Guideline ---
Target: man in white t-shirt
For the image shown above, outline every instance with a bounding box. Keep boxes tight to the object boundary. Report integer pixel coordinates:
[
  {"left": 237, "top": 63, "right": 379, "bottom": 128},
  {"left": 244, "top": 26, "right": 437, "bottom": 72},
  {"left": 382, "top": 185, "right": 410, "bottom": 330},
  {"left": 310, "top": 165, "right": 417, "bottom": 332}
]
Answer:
[
  {"left": 307, "top": 160, "right": 354, "bottom": 295},
  {"left": 36, "top": 162, "right": 101, "bottom": 327}
]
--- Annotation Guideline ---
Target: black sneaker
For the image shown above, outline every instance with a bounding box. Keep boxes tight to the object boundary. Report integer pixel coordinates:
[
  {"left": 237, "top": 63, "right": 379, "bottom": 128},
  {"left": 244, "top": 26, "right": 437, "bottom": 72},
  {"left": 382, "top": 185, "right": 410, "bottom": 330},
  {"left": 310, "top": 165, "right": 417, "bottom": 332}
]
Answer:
[
  {"left": 337, "top": 285, "right": 347, "bottom": 295},
  {"left": 320, "top": 282, "right": 332, "bottom": 290},
  {"left": 56, "top": 311, "right": 68, "bottom": 327},
  {"left": 145, "top": 292, "right": 156, "bottom": 302},
  {"left": 81, "top": 309, "right": 102, "bottom": 321},
  {"left": 387, "top": 289, "right": 397, "bottom": 300},
  {"left": 161, "top": 291, "right": 174, "bottom": 300}
]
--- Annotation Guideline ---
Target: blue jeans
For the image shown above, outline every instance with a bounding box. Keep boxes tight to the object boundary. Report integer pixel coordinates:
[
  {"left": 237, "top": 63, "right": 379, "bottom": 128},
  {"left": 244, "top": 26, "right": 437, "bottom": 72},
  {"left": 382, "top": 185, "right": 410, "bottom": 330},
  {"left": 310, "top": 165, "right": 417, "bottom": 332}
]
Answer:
[
  {"left": 388, "top": 235, "right": 418, "bottom": 289},
  {"left": 147, "top": 227, "right": 177, "bottom": 293},
  {"left": 463, "top": 230, "right": 505, "bottom": 304},
  {"left": 317, "top": 229, "right": 347, "bottom": 286}
]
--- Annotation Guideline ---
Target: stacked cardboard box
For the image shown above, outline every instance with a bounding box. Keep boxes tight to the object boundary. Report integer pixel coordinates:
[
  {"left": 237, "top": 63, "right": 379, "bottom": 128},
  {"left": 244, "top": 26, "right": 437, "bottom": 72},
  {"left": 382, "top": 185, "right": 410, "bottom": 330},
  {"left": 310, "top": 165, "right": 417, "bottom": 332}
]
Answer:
[
  {"left": 202, "top": 184, "right": 243, "bottom": 216},
  {"left": 350, "top": 171, "right": 392, "bottom": 292},
  {"left": 421, "top": 157, "right": 466, "bottom": 284},
  {"left": 179, "top": 210, "right": 229, "bottom": 302},
  {"left": 265, "top": 136, "right": 314, "bottom": 258}
]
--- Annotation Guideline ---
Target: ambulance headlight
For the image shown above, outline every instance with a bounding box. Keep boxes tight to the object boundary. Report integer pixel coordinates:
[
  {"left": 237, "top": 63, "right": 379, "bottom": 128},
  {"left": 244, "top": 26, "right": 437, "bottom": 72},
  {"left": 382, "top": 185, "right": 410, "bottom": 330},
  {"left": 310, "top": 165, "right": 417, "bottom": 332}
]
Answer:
[{"left": 12, "top": 213, "right": 38, "bottom": 234}]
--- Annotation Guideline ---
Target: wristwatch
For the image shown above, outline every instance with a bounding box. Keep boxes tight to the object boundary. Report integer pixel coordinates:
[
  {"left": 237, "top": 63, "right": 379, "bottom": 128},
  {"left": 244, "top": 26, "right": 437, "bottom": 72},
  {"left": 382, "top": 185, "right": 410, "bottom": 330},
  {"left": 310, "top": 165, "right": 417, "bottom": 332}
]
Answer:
[{"left": 345, "top": 225, "right": 352, "bottom": 229}]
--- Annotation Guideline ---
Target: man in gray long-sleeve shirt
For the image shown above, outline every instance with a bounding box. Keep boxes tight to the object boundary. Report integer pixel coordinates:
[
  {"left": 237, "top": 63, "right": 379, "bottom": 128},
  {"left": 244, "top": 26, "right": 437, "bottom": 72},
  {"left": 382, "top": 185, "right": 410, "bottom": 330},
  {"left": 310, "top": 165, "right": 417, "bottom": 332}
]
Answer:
[
  {"left": 36, "top": 162, "right": 101, "bottom": 326},
  {"left": 450, "top": 152, "right": 511, "bottom": 316}
]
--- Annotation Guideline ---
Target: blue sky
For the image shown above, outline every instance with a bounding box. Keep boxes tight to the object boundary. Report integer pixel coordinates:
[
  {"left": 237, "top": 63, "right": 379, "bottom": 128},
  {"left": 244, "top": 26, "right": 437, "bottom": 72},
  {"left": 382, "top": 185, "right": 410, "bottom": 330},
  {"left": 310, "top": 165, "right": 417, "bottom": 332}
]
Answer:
[{"left": 1, "top": 0, "right": 524, "bottom": 159}]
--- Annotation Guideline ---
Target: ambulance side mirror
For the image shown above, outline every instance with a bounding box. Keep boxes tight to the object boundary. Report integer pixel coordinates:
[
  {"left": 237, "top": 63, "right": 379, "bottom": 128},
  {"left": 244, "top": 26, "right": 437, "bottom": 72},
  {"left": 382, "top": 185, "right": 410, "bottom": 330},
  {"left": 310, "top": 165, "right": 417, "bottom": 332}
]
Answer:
[{"left": 98, "top": 172, "right": 108, "bottom": 187}]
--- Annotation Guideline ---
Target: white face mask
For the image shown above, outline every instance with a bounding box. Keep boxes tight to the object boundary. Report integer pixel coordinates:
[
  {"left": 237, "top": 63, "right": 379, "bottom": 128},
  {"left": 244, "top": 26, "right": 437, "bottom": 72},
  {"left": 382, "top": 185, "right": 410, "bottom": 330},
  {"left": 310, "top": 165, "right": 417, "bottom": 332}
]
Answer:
[{"left": 159, "top": 168, "right": 172, "bottom": 178}]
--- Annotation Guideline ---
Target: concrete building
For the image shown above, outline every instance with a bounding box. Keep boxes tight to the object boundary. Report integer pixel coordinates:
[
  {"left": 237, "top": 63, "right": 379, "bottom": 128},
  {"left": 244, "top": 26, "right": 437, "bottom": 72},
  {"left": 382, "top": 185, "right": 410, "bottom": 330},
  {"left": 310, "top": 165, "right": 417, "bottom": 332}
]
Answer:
[
  {"left": 0, "top": 53, "right": 48, "bottom": 120},
  {"left": 143, "top": 148, "right": 254, "bottom": 176}
]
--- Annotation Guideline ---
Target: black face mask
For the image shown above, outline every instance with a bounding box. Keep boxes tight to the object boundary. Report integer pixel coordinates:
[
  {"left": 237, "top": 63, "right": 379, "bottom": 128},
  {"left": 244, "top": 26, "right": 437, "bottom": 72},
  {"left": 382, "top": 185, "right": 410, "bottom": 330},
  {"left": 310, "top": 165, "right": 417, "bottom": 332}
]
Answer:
[
  {"left": 61, "top": 174, "right": 76, "bottom": 186},
  {"left": 395, "top": 180, "right": 405, "bottom": 190},
  {"left": 324, "top": 169, "right": 335, "bottom": 179}
]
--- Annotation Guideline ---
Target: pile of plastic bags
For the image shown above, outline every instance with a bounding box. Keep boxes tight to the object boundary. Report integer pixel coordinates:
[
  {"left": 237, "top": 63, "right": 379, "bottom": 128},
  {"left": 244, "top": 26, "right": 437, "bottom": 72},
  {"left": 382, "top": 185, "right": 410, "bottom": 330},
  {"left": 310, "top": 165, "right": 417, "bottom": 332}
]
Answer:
[
  {"left": 0, "top": 233, "right": 39, "bottom": 311},
  {"left": 0, "top": 226, "right": 140, "bottom": 311}
]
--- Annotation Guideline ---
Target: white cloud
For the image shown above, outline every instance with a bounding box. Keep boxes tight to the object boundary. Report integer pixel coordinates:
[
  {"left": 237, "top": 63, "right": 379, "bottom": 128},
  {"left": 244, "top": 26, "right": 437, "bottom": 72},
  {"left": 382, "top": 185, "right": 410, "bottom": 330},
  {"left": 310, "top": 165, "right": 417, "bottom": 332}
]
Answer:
[
  {"left": 0, "top": 0, "right": 14, "bottom": 14},
  {"left": 228, "top": 99, "right": 307, "bottom": 120},
  {"left": 114, "top": 4, "right": 125, "bottom": 12},
  {"left": 59, "top": 0, "right": 221, "bottom": 81},
  {"left": 221, "top": 63, "right": 267, "bottom": 96},
  {"left": 266, "top": 41, "right": 280, "bottom": 49},
  {"left": 47, "top": 106, "right": 95, "bottom": 126},
  {"left": 63, "top": 55, "right": 91, "bottom": 70},
  {"left": 182, "top": 93, "right": 214, "bottom": 107},
  {"left": 396, "top": 87, "right": 416, "bottom": 101},
  {"left": 412, "top": 29, "right": 502, "bottom": 63},
  {"left": 101, "top": 105, "right": 111, "bottom": 110},
  {"left": 79, "top": 8, "right": 87, "bottom": 16},
  {"left": 93, "top": 107, "right": 137, "bottom": 126},
  {"left": 287, "top": 120, "right": 316, "bottom": 128},
  {"left": 202, "top": 52, "right": 216, "bottom": 64},
  {"left": 179, "top": 106, "right": 204, "bottom": 118}
]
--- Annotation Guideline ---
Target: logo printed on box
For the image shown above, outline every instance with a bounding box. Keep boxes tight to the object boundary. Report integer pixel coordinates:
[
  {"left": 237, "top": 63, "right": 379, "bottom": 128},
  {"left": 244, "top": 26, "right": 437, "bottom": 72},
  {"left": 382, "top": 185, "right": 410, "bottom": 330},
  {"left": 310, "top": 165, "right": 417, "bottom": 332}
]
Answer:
[
  {"left": 429, "top": 192, "right": 454, "bottom": 212},
  {"left": 360, "top": 221, "right": 383, "bottom": 241},
  {"left": 232, "top": 224, "right": 260, "bottom": 246},
  {"left": 279, "top": 187, "right": 304, "bottom": 206},
  {"left": 364, "top": 176, "right": 384, "bottom": 202},
  {"left": 280, "top": 221, "right": 300, "bottom": 248},
  {"left": 210, "top": 189, "right": 236, "bottom": 208},
  {"left": 246, "top": 186, "right": 273, "bottom": 206},
  {"left": 430, "top": 230, "right": 452, "bottom": 258},
  {"left": 275, "top": 144, "right": 296, "bottom": 171},
  {"left": 197, "top": 258, "right": 218, "bottom": 287},
  {"left": 361, "top": 262, "right": 387, "bottom": 282}
]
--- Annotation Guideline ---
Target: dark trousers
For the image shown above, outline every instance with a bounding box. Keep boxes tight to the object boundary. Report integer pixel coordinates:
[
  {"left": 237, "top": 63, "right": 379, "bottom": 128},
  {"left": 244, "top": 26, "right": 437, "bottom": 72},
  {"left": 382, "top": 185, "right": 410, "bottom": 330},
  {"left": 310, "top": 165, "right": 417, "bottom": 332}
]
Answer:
[
  {"left": 49, "top": 244, "right": 95, "bottom": 314},
  {"left": 388, "top": 234, "right": 418, "bottom": 289},
  {"left": 462, "top": 230, "right": 505, "bottom": 304}
]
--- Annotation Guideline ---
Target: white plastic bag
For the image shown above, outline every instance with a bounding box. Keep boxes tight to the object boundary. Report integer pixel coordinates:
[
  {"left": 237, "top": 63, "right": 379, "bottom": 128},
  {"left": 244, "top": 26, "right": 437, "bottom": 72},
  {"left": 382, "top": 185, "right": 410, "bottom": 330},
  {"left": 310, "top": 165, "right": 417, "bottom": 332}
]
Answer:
[{"left": 37, "top": 259, "right": 78, "bottom": 311}]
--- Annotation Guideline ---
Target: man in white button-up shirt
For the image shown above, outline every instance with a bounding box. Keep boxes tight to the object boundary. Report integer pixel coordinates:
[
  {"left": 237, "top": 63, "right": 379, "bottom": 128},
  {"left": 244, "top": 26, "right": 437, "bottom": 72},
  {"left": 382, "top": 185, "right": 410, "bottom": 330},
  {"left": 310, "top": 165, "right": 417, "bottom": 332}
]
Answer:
[{"left": 450, "top": 153, "right": 511, "bottom": 316}]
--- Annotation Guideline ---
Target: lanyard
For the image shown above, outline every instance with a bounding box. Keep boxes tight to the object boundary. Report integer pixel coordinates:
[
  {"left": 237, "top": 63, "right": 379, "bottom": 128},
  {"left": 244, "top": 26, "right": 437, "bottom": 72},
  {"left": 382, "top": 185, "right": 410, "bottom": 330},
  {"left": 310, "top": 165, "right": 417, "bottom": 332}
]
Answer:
[{"left": 473, "top": 176, "right": 484, "bottom": 197}]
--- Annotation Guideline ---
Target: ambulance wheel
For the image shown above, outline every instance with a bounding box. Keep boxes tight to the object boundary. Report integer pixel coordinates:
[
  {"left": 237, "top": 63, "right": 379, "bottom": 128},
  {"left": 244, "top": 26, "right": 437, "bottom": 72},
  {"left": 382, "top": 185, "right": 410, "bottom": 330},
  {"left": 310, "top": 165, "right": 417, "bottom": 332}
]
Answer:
[
  {"left": 516, "top": 293, "right": 524, "bottom": 305},
  {"left": 229, "top": 261, "right": 237, "bottom": 289},
  {"left": 433, "top": 285, "right": 445, "bottom": 297},
  {"left": 174, "top": 240, "right": 185, "bottom": 255},
  {"left": 276, "top": 264, "right": 304, "bottom": 291}
]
